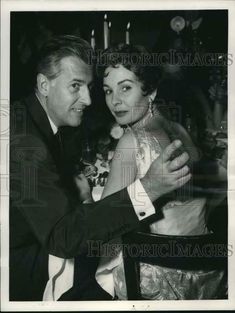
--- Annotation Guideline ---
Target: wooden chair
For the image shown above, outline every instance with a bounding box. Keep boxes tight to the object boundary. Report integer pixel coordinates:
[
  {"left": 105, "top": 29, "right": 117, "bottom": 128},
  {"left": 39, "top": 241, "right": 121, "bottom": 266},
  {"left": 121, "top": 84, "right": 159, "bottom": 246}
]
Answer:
[{"left": 122, "top": 231, "right": 227, "bottom": 300}]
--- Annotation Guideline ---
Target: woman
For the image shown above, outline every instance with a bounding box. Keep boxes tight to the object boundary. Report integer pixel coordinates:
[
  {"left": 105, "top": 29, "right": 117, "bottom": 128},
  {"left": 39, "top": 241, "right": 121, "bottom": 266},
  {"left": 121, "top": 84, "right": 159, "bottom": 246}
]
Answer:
[{"left": 85, "top": 43, "right": 226, "bottom": 300}]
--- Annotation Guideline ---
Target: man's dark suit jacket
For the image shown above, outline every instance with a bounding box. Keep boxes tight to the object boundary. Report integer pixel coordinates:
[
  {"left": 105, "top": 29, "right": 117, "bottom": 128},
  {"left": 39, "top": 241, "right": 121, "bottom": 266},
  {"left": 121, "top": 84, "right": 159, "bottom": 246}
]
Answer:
[{"left": 10, "top": 94, "right": 146, "bottom": 301}]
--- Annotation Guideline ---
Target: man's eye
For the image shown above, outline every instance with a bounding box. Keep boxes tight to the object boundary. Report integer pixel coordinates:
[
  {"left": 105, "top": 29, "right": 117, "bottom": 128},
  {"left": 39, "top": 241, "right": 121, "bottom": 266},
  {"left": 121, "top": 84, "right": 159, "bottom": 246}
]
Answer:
[
  {"left": 104, "top": 89, "right": 112, "bottom": 95},
  {"left": 70, "top": 83, "right": 80, "bottom": 92}
]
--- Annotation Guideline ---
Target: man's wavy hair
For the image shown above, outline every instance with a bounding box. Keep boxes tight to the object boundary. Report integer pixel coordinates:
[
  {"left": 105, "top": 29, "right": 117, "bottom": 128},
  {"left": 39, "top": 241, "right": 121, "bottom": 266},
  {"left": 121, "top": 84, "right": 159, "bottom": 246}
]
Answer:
[
  {"left": 36, "top": 35, "right": 94, "bottom": 80},
  {"left": 97, "top": 43, "right": 161, "bottom": 97}
]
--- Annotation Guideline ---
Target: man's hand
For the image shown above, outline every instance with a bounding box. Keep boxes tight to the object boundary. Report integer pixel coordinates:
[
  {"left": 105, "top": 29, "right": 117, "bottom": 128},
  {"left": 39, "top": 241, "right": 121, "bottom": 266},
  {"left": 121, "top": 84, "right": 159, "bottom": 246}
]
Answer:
[
  {"left": 74, "top": 173, "right": 94, "bottom": 203},
  {"left": 140, "top": 140, "right": 191, "bottom": 202}
]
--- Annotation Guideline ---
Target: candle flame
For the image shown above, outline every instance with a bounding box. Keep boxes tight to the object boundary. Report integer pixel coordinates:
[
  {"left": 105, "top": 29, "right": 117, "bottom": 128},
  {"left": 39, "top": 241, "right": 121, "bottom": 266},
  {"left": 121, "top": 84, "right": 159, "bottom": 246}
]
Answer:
[
  {"left": 104, "top": 14, "right": 107, "bottom": 20},
  {"left": 108, "top": 21, "right": 111, "bottom": 28},
  {"left": 91, "top": 29, "right": 94, "bottom": 36},
  {"left": 127, "top": 22, "right": 130, "bottom": 30}
]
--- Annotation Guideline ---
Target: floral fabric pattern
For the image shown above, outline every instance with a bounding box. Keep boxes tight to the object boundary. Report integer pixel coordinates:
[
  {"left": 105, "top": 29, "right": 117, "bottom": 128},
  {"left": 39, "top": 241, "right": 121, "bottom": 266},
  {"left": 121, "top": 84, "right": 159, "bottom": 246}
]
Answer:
[{"left": 113, "top": 260, "right": 227, "bottom": 300}]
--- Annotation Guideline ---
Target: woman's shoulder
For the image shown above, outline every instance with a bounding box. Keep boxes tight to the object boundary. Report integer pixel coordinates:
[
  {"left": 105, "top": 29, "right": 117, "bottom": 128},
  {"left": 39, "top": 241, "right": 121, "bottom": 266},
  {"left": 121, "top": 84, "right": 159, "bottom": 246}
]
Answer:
[
  {"left": 116, "top": 129, "right": 138, "bottom": 150},
  {"left": 111, "top": 129, "right": 139, "bottom": 164}
]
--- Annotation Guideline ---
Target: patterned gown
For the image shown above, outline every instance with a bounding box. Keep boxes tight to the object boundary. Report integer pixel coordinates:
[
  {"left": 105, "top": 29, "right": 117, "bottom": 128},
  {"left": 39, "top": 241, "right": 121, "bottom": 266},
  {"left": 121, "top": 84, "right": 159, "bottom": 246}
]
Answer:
[{"left": 96, "top": 114, "right": 227, "bottom": 300}]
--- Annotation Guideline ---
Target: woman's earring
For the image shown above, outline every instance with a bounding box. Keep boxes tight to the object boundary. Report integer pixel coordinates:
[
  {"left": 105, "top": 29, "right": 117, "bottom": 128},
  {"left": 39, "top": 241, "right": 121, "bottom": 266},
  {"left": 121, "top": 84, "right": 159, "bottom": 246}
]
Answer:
[{"left": 148, "top": 98, "right": 154, "bottom": 117}]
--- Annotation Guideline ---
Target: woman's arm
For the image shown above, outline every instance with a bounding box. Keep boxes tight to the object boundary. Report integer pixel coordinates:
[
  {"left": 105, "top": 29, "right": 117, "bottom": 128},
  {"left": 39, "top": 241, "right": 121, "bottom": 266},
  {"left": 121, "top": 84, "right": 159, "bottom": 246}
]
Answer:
[{"left": 101, "top": 131, "right": 138, "bottom": 199}]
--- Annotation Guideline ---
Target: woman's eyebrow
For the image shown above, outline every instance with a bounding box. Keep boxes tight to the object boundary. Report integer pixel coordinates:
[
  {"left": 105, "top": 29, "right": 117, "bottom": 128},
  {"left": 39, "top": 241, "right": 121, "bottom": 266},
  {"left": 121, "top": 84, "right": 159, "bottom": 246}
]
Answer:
[
  {"left": 103, "top": 79, "right": 134, "bottom": 88},
  {"left": 117, "top": 79, "right": 134, "bottom": 85}
]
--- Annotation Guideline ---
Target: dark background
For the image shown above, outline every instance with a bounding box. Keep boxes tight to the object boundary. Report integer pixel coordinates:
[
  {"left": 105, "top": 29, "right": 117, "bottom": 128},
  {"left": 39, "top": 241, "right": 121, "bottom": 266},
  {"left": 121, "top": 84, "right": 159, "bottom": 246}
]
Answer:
[
  {"left": 10, "top": 10, "right": 228, "bottom": 142},
  {"left": 11, "top": 10, "right": 228, "bottom": 99}
]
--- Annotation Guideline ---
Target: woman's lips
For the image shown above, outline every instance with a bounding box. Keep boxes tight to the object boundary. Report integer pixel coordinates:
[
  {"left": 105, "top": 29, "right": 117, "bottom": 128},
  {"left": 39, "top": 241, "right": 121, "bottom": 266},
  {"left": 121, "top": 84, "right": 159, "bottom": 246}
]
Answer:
[{"left": 114, "top": 111, "right": 128, "bottom": 118}]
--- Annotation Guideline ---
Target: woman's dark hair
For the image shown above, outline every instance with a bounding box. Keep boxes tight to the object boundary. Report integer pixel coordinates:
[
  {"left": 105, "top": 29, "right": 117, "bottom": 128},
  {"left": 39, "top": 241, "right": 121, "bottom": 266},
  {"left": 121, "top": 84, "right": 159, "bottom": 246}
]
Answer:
[
  {"left": 97, "top": 43, "right": 161, "bottom": 96},
  {"left": 36, "top": 35, "right": 94, "bottom": 80}
]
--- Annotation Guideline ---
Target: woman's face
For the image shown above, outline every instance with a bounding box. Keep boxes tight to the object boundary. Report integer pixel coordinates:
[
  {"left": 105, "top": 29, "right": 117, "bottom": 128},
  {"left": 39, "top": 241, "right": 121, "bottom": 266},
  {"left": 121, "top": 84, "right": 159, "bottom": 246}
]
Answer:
[{"left": 103, "top": 65, "right": 150, "bottom": 125}]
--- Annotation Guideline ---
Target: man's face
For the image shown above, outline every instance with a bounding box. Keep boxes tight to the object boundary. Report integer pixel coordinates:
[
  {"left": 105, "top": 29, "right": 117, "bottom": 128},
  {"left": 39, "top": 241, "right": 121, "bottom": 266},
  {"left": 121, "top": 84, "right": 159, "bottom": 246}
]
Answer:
[{"left": 45, "top": 56, "right": 93, "bottom": 127}]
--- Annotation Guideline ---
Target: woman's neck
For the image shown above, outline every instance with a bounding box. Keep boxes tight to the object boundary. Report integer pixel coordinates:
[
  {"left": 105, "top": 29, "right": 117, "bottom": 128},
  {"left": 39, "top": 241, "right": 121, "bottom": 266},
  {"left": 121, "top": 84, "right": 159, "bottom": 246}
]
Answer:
[{"left": 127, "top": 106, "right": 159, "bottom": 130}]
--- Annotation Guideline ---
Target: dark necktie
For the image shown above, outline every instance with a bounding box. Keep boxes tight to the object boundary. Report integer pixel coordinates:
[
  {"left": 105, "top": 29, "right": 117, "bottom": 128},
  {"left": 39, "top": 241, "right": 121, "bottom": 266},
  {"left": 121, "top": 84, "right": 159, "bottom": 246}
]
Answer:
[
  {"left": 54, "top": 128, "right": 64, "bottom": 167},
  {"left": 55, "top": 129, "right": 64, "bottom": 155}
]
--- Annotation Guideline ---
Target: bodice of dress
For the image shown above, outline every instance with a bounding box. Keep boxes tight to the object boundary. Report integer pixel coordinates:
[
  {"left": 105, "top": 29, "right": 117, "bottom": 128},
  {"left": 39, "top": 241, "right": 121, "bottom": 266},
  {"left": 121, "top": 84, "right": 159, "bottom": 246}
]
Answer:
[{"left": 132, "top": 127, "right": 161, "bottom": 179}]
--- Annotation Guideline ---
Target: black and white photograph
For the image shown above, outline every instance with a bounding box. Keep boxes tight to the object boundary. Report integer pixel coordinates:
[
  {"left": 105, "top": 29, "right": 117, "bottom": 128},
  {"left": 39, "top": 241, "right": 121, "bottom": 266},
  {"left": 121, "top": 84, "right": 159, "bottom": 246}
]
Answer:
[{"left": 1, "top": 0, "right": 235, "bottom": 311}]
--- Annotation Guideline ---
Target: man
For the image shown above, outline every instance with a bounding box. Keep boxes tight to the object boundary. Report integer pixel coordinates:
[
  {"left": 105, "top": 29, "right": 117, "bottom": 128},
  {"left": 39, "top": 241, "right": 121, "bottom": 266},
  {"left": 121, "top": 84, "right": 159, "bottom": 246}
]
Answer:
[{"left": 10, "top": 35, "right": 191, "bottom": 301}]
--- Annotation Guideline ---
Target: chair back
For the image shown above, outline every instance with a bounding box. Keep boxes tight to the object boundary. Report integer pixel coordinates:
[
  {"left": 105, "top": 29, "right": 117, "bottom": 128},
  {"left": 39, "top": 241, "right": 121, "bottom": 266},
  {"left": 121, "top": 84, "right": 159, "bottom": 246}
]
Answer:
[{"left": 122, "top": 231, "right": 227, "bottom": 300}]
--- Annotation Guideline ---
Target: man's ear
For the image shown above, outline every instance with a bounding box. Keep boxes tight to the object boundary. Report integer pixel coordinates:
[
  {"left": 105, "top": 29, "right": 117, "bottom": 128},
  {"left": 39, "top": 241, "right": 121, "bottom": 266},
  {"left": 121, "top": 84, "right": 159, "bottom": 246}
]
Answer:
[
  {"left": 149, "top": 89, "right": 157, "bottom": 102},
  {"left": 37, "top": 73, "right": 50, "bottom": 96}
]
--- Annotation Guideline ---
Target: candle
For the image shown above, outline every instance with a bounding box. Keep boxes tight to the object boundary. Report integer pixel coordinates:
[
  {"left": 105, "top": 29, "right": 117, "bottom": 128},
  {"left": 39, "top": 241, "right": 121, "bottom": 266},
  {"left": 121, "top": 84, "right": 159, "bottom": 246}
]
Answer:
[
  {"left": 126, "top": 22, "right": 130, "bottom": 44},
  {"left": 91, "top": 29, "right": 95, "bottom": 50},
  {"left": 104, "top": 14, "right": 108, "bottom": 49},
  {"left": 108, "top": 21, "right": 111, "bottom": 47}
]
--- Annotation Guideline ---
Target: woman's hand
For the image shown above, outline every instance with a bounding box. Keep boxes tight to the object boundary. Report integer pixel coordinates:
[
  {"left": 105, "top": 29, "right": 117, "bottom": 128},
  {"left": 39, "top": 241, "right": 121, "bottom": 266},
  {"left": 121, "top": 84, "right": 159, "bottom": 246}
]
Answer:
[{"left": 74, "top": 173, "right": 94, "bottom": 203}]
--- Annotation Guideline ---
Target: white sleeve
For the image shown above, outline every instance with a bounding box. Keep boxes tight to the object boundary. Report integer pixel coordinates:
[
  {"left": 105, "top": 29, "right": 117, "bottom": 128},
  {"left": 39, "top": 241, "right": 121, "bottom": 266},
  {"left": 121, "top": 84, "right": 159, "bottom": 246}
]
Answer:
[{"left": 127, "top": 179, "right": 155, "bottom": 221}]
